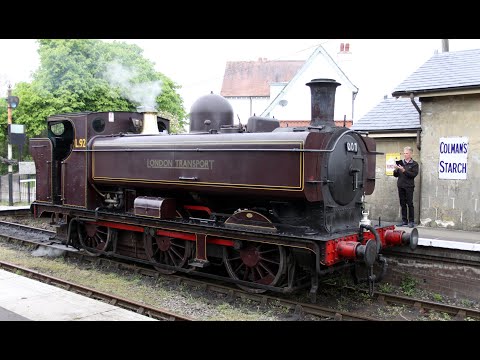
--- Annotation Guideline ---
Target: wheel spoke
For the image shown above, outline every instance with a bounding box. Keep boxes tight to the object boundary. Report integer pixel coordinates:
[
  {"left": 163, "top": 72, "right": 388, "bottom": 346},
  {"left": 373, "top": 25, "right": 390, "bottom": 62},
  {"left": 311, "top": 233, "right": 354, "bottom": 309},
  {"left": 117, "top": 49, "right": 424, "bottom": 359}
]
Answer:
[
  {"left": 95, "top": 234, "right": 103, "bottom": 247},
  {"left": 258, "top": 261, "right": 276, "bottom": 277},
  {"left": 167, "top": 250, "right": 177, "bottom": 266},
  {"left": 170, "top": 247, "right": 182, "bottom": 260},
  {"left": 171, "top": 242, "right": 186, "bottom": 250},
  {"left": 255, "top": 265, "right": 264, "bottom": 279},
  {"left": 258, "top": 248, "right": 278, "bottom": 255},
  {"left": 233, "top": 261, "right": 244, "bottom": 274},
  {"left": 258, "top": 256, "right": 280, "bottom": 265},
  {"left": 242, "top": 266, "right": 250, "bottom": 281}
]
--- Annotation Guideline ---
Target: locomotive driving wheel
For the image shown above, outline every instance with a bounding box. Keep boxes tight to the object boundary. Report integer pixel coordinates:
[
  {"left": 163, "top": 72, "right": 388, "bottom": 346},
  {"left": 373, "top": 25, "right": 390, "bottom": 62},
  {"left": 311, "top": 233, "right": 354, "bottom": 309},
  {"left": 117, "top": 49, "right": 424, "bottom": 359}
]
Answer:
[
  {"left": 77, "top": 222, "right": 113, "bottom": 257},
  {"left": 144, "top": 231, "right": 192, "bottom": 274},
  {"left": 223, "top": 241, "right": 286, "bottom": 293}
]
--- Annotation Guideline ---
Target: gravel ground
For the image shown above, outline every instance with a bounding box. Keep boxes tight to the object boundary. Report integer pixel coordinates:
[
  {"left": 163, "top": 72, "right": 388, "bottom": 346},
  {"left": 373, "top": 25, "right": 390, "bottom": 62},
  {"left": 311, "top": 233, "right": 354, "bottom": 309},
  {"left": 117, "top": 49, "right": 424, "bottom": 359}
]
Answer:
[{"left": 1, "top": 214, "right": 478, "bottom": 321}]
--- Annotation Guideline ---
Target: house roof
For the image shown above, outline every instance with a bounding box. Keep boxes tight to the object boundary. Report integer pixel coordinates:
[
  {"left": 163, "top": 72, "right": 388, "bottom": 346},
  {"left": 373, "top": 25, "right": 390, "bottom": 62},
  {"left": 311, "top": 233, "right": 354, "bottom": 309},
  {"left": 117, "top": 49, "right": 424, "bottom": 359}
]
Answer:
[
  {"left": 392, "top": 48, "right": 480, "bottom": 97},
  {"left": 351, "top": 97, "right": 420, "bottom": 132},
  {"left": 261, "top": 44, "right": 359, "bottom": 117},
  {"left": 220, "top": 59, "right": 304, "bottom": 97}
]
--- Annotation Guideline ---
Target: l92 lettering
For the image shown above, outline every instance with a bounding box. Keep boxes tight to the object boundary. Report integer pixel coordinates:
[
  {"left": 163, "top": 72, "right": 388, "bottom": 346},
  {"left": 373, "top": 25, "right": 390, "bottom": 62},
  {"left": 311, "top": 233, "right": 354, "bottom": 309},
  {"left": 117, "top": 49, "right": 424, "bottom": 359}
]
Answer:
[{"left": 75, "top": 138, "right": 86, "bottom": 148}]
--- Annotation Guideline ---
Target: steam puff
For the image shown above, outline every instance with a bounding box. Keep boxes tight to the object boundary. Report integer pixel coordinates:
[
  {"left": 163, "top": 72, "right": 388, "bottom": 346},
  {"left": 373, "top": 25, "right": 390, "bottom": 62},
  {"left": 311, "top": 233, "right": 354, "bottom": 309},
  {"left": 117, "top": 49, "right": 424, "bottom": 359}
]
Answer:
[
  {"left": 103, "top": 61, "right": 163, "bottom": 109},
  {"left": 0, "top": 74, "right": 10, "bottom": 94},
  {"left": 31, "top": 246, "right": 66, "bottom": 257}
]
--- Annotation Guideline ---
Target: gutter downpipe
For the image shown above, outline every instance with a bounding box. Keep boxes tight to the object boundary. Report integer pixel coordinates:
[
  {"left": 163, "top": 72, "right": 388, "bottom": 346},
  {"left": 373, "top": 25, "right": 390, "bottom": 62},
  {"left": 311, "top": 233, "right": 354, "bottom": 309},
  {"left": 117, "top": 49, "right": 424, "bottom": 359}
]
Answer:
[
  {"left": 352, "top": 90, "right": 358, "bottom": 122},
  {"left": 410, "top": 92, "right": 421, "bottom": 151},
  {"left": 410, "top": 92, "right": 422, "bottom": 226}
]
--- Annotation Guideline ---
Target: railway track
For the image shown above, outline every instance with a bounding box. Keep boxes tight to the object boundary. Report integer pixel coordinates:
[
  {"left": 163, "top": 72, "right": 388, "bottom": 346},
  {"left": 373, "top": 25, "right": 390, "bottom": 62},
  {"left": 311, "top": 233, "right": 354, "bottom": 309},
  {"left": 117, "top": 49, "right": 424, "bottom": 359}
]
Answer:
[
  {"left": 0, "top": 259, "right": 193, "bottom": 321},
  {"left": 382, "top": 245, "right": 480, "bottom": 267},
  {"left": 1, "top": 219, "right": 479, "bottom": 321},
  {"left": 322, "top": 282, "right": 480, "bottom": 320}
]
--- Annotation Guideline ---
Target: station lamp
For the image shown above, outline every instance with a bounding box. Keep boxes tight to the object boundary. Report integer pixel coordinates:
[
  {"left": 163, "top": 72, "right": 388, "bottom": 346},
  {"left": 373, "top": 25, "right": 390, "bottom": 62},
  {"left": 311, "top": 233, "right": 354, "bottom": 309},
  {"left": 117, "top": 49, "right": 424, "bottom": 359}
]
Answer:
[{"left": 7, "top": 95, "right": 20, "bottom": 108}]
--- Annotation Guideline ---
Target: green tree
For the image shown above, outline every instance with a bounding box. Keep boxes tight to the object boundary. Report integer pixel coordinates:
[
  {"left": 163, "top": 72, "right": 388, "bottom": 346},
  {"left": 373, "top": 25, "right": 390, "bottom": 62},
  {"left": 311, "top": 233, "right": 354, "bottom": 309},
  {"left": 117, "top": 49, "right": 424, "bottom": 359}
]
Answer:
[{"left": 6, "top": 39, "right": 187, "bottom": 139}]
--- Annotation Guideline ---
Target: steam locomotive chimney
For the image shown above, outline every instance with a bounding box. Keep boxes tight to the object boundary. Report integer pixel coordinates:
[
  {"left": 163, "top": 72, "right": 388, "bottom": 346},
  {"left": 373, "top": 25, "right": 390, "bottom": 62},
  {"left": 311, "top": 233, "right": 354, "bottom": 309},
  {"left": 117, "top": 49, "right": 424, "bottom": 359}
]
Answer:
[
  {"left": 137, "top": 106, "right": 160, "bottom": 135},
  {"left": 306, "top": 78, "right": 341, "bottom": 127}
]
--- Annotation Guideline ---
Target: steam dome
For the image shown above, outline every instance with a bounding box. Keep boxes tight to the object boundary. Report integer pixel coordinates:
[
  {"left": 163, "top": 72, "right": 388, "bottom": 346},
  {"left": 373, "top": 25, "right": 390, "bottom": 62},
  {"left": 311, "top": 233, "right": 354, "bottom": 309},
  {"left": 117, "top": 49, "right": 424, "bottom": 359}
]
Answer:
[{"left": 189, "top": 92, "right": 234, "bottom": 133}]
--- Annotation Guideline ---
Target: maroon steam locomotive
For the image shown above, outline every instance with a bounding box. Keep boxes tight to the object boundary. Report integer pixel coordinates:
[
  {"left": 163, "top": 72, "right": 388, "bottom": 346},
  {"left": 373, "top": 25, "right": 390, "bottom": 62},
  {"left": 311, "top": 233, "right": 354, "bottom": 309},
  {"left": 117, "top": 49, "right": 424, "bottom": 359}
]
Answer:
[{"left": 29, "top": 78, "right": 417, "bottom": 300}]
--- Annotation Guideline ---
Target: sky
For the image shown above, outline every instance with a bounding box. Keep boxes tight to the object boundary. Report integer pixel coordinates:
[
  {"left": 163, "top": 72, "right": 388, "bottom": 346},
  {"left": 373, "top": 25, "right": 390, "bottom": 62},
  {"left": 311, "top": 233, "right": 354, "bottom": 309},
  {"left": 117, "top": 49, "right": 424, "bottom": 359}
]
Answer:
[{"left": 1, "top": 39, "right": 480, "bottom": 120}]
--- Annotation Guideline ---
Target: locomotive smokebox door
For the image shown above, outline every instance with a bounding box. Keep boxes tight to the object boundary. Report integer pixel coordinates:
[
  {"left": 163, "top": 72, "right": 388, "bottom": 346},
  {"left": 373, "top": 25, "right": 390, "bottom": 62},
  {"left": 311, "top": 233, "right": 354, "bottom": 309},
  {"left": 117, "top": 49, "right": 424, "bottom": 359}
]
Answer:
[{"left": 134, "top": 197, "right": 176, "bottom": 219}]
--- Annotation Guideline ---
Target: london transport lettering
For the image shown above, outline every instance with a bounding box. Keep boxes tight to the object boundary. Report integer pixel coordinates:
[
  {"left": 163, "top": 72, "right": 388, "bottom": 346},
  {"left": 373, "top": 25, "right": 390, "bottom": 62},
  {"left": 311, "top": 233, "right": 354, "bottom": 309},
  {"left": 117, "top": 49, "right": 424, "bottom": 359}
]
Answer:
[{"left": 146, "top": 159, "right": 215, "bottom": 170}]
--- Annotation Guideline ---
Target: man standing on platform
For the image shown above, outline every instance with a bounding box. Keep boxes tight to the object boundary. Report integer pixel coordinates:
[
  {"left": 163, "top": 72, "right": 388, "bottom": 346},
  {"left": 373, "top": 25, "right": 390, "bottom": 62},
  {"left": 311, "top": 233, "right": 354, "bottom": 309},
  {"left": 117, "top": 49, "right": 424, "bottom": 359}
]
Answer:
[{"left": 393, "top": 146, "right": 419, "bottom": 228}]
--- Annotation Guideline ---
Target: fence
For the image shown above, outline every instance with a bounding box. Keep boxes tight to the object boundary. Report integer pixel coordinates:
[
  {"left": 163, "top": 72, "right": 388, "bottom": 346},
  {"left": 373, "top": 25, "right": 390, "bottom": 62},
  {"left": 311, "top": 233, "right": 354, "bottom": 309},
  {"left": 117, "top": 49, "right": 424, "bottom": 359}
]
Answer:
[{"left": 0, "top": 173, "right": 36, "bottom": 205}]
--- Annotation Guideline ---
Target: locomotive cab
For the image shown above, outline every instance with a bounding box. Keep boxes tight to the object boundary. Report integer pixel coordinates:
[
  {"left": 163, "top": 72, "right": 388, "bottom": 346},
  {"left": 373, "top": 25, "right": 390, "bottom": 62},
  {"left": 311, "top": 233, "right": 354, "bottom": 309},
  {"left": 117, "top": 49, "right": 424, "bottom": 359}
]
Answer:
[{"left": 30, "top": 111, "right": 170, "bottom": 209}]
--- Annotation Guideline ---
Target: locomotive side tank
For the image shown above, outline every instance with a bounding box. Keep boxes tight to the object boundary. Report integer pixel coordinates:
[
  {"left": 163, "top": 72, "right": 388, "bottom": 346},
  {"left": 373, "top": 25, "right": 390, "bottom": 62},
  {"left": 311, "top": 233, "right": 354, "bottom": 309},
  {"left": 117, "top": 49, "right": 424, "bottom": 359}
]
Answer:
[
  {"left": 89, "top": 128, "right": 376, "bottom": 202},
  {"left": 89, "top": 131, "right": 311, "bottom": 199}
]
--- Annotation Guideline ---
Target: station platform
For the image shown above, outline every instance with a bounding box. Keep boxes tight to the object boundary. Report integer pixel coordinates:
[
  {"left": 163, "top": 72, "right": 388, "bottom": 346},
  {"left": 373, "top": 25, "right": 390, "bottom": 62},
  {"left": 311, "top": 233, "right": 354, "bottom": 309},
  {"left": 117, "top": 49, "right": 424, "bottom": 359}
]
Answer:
[
  {"left": 0, "top": 205, "right": 30, "bottom": 211},
  {"left": 0, "top": 205, "right": 31, "bottom": 216},
  {"left": 0, "top": 269, "right": 157, "bottom": 321},
  {"left": 397, "top": 225, "right": 480, "bottom": 252}
]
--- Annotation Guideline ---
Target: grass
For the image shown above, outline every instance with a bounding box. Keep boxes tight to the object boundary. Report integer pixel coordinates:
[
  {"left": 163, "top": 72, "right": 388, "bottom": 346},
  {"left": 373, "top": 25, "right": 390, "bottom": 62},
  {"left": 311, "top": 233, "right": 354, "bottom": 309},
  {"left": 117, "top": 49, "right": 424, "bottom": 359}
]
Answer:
[
  {"left": 335, "top": 295, "right": 350, "bottom": 312},
  {"left": 378, "top": 282, "right": 394, "bottom": 293},
  {"left": 377, "top": 304, "right": 408, "bottom": 320},
  {"left": 427, "top": 311, "right": 452, "bottom": 321},
  {"left": 0, "top": 240, "right": 291, "bottom": 321},
  {"left": 208, "top": 301, "right": 277, "bottom": 321},
  {"left": 460, "top": 299, "right": 474, "bottom": 308},
  {"left": 400, "top": 275, "right": 417, "bottom": 297}
]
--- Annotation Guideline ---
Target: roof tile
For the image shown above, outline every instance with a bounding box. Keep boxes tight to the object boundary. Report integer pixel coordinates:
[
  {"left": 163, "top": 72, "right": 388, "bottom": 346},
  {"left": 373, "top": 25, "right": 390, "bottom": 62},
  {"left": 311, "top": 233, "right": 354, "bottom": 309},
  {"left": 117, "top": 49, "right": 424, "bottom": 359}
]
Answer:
[
  {"left": 392, "top": 49, "right": 480, "bottom": 95},
  {"left": 220, "top": 59, "right": 304, "bottom": 97},
  {"left": 351, "top": 97, "right": 420, "bottom": 131}
]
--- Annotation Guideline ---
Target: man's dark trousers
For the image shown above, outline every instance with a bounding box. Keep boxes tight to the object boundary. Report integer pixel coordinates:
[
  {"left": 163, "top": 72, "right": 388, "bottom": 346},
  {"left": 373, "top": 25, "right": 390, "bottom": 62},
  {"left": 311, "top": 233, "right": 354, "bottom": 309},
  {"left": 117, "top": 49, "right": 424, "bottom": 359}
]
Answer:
[{"left": 398, "top": 186, "right": 414, "bottom": 223}]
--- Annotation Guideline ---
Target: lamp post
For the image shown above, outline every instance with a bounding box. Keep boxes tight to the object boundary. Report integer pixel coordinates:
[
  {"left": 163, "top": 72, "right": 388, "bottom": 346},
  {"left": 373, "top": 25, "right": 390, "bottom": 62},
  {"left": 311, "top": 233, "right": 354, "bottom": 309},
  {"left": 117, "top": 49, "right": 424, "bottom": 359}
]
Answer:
[{"left": 6, "top": 85, "right": 19, "bottom": 206}]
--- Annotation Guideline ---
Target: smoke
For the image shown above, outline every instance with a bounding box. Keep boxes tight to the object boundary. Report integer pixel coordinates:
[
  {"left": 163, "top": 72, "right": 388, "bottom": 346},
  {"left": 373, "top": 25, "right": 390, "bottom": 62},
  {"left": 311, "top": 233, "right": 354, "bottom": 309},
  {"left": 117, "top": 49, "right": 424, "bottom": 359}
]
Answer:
[
  {"left": 0, "top": 74, "right": 9, "bottom": 96},
  {"left": 31, "top": 245, "right": 66, "bottom": 258},
  {"left": 102, "top": 61, "right": 163, "bottom": 109}
]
